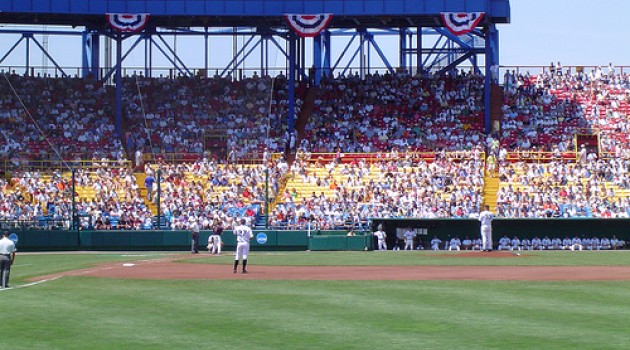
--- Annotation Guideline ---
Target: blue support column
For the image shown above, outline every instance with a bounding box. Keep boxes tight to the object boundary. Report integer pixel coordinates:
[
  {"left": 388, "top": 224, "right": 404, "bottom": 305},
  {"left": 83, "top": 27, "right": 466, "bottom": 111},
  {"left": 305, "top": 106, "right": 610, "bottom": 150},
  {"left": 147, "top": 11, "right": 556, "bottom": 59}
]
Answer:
[
  {"left": 322, "top": 30, "right": 331, "bottom": 79},
  {"left": 399, "top": 28, "right": 406, "bottom": 70},
  {"left": 91, "top": 33, "right": 100, "bottom": 79},
  {"left": 484, "top": 24, "right": 499, "bottom": 134},
  {"left": 82, "top": 31, "right": 100, "bottom": 79},
  {"left": 416, "top": 27, "right": 422, "bottom": 74},
  {"left": 313, "top": 33, "right": 322, "bottom": 85},
  {"left": 144, "top": 33, "right": 151, "bottom": 78},
  {"left": 82, "top": 31, "right": 90, "bottom": 78},
  {"left": 25, "top": 34, "right": 31, "bottom": 75},
  {"left": 288, "top": 33, "right": 296, "bottom": 135},
  {"left": 115, "top": 34, "right": 123, "bottom": 140}
]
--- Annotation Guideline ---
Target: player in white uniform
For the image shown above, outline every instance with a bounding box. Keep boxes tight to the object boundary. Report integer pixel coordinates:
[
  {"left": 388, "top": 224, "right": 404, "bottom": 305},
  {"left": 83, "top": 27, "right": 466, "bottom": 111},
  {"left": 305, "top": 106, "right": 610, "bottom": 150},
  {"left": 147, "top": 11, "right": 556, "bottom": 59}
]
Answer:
[
  {"left": 531, "top": 237, "right": 542, "bottom": 250},
  {"left": 562, "top": 236, "right": 572, "bottom": 250},
  {"left": 520, "top": 237, "right": 531, "bottom": 251},
  {"left": 430, "top": 236, "right": 442, "bottom": 251},
  {"left": 591, "top": 236, "right": 601, "bottom": 250},
  {"left": 510, "top": 236, "right": 521, "bottom": 251},
  {"left": 571, "top": 236, "right": 583, "bottom": 251},
  {"left": 472, "top": 238, "right": 482, "bottom": 251},
  {"left": 478, "top": 205, "right": 494, "bottom": 251},
  {"left": 551, "top": 237, "right": 562, "bottom": 250},
  {"left": 233, "top": 219, "right": 254, "bottom": 273},
  {"left": 448, "top": 237, "right": 461, "bottom": 251},
  {"left": 498, "top": 235, "right": 511, "bottom": 251},
  {"left": 403, "top": 229, "right": 415, "bottom": 250},
  {"left": 541, "top": 236, "right": 552, "bottom": 250},
  {"left": 462, "top": 236, "right": 473, "bottom": 250},
  {"left": 600, "top": 237, "right": 612, "bottom": 250},
  {"left": 373, "top": 225, "right": 387, "bottom": 251}
]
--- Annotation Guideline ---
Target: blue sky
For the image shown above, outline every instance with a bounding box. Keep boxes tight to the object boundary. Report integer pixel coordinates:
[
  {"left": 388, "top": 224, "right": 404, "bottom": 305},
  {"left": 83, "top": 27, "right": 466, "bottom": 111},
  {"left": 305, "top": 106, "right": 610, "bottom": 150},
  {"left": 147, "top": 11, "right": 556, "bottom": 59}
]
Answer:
[
  {"left": 0, "top": 1, "right": 627, "bottom": 73},
  {"left": 500, "top": 0, "right": 627, "bottom": 66}
]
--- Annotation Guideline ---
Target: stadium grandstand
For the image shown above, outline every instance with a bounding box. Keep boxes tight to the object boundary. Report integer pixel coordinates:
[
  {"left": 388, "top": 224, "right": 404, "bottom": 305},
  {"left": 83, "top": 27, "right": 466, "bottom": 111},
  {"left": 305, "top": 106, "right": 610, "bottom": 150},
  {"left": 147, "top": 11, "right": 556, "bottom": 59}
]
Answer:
[{"left": 0, "top": 0, "right": 628, "bottom": 239}]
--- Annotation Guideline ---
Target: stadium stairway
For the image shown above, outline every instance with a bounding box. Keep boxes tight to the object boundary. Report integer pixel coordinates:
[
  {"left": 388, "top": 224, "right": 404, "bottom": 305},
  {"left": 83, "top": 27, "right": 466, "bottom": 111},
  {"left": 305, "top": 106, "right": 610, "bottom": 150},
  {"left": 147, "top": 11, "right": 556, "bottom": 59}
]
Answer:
[
  {"left": 490, "top": 84, "right": 504, "bottom": 132},
  {"left": 483, "top": 171, "right": 499, "bottom": 212},
  {"left": 135, "top": 172, "right": 158, "bottom": 215},
  {"left": 287, "top": 85, "right": 319, "bottom": 164}
]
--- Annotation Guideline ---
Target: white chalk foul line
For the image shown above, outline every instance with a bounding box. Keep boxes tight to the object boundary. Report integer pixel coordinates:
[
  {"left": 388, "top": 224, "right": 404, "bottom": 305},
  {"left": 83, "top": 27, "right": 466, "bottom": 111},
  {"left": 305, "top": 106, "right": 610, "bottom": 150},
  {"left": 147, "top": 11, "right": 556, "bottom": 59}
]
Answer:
[{"left": 0, "top": 276, "right": 61, "bottom": 291}]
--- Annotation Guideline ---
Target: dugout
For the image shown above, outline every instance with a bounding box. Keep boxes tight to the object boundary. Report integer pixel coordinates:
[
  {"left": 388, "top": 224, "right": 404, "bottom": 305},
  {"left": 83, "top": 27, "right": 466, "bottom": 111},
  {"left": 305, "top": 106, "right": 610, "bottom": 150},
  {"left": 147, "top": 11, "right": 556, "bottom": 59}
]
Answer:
[{"left": 371, "top": 218, "right": 630, "bottom": 250}]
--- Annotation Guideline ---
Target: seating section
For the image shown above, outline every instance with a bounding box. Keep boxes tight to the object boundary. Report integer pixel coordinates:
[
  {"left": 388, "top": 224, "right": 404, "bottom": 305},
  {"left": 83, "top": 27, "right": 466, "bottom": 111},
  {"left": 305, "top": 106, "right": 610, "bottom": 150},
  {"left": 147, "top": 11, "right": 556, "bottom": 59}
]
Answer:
[
  {"left": 272, "top": 151, "right": 485, "bottom": 229},
  {"left": 1, "top": 67, "right": 629, "bottom": 229},
  {"left": 0, "top": 74, "right": 123, "bottom": 160},
  {"left": 496, "top": 159, "right": 629, "bottom": 218}
]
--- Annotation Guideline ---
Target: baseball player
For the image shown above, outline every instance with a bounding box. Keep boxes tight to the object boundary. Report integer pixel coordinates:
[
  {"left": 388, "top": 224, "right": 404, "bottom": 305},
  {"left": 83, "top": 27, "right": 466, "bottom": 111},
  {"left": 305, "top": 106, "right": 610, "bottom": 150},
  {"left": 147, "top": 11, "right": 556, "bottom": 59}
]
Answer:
[
  {"left": 510, "top": 236, "right": 521, "bottom": 251},
  {"left": 531, "top": 236, "right": 542, "bottom": 250},
  {"left": 478, "top": 205, "right": 494, "bottom": 251},
  {"left": 430, "top": 236, "right": 442, "bottom": 251},
  {"left": 472, "top": 238, "right": 482, "bottom": 251},
  {"left": 498, "top": 235, "right": 511, "bottom": 251},
  {"left": 571, "top": 236, "right": 583, "bottom": 251},
  {"left": 520, "top": 237, "right": 531, "bottom": 251},
  {"left": 562, "top": 236, "right": 572, "bottom": 250},
  {"left": 403, "top": 228, "right": 415, "bottom": 250},
  {"left": 551, "top": 237, "right": 562, "bottom": 250},
  {"left": 208, "top": 221, "right": 224, "bottom": 255},
  {"left": 541, "top": 236, "right": 552, "bottom": 250},
  {"left": 591, "top": 236, "right": 601, "bottom": 250},
  {"left": 462, "top": 236, "right": 473, "bottom": 250},
  {"left": 373, "top": 224, "right": 387, "bottom": 251},
  {"left": 233, "top": 218, "right": 253, "bottom": 273},
  {"left": 448, "top": 236, "right": 461, "bottom": 251}
]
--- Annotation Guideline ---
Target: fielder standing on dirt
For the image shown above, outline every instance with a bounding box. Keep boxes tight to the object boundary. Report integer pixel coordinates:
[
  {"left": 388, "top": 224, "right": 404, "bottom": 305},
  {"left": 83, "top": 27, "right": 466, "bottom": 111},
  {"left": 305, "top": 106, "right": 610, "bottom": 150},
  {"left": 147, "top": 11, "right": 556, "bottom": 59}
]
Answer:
[
  {"left": 478, "top": 205, "right": 494, "bottom": 251},
  {"left": 233, "top": 218, "right": 253, "bottom": 273}
]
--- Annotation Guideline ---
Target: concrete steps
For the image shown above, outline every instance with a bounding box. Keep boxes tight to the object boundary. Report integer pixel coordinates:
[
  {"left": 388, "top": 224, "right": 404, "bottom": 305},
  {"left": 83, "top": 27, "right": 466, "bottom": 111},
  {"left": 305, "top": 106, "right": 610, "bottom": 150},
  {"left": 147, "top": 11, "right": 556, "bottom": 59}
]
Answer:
[{"left": 483, "top": 172, "right": 499, "bottom": 212}]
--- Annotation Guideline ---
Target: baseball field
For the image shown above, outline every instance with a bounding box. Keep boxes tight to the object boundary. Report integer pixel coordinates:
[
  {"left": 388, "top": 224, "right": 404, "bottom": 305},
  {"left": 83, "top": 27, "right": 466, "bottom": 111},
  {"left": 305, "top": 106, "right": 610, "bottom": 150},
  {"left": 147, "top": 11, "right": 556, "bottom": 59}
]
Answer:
[{"left": 3, "top": 250, "right": 630, "bottom": 349}]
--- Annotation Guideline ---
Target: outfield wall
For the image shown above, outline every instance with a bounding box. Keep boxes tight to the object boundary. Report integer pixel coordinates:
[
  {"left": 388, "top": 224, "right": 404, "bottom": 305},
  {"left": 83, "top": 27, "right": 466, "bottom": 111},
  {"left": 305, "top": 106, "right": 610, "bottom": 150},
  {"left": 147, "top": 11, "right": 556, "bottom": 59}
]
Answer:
[{"left": 10, "top": 218, "right": 630, "bottom": 251}]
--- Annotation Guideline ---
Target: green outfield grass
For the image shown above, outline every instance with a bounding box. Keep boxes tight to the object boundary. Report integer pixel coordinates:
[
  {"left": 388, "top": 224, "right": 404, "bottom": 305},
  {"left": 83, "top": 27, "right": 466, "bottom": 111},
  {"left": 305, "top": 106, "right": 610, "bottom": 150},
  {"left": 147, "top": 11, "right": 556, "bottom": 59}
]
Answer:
[{"left": 2, "top": 251, "right": 630, "bottom": 349}]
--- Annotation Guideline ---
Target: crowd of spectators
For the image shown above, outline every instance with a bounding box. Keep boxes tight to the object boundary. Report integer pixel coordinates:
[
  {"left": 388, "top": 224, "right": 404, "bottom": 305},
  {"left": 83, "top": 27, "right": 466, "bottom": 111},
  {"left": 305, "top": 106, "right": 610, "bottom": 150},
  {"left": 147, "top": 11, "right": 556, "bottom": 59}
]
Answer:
[
  {"left": 496, "top": 157, "right": 629, "bottom": 218},
  {"left": 121, "top": 73, "right": 296, "bottom": 161},
  {"left": 144, "top": 157, "right": 287, "bottom": 231},
  {"left": 0, "top": 73, "right": 123, "bottom": 161},
  {"left": 500, "top": 66, "right": 630, "bottom": 157},
  {"left": 302, "top": 70, "right": 486, "bottom": 153},
  {"left": 270, "top": 150, "right": 485, "bottom": 230},
  {"left": 1, "top": 67, "right": 629, "bottom": 232}
]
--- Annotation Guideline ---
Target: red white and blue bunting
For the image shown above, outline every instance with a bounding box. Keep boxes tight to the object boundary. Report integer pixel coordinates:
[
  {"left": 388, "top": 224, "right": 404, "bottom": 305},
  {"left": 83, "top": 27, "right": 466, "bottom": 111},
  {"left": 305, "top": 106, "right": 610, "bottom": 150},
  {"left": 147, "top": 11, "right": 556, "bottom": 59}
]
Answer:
[
  {"left": 106, "top": 13, "right": 150, "bottom": 33},
  {"left": 284, "top": 13, "right": 333, "bottom": 37},
  {"left": 440, "top": 12, "right": 485, "bottom": 36}
]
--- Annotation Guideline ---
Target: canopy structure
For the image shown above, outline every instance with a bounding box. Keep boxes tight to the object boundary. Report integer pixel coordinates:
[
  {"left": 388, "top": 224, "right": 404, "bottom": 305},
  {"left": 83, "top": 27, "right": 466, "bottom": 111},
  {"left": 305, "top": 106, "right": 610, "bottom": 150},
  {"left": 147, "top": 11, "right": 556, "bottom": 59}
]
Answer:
[{"left": 0, "top": 0, "right": 510, "bottom": 136}]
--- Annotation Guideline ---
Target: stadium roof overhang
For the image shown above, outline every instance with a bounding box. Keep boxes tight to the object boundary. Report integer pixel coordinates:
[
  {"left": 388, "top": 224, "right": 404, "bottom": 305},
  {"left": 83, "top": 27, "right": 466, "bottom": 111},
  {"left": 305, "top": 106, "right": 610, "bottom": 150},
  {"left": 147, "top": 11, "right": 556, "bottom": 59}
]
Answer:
[
  {"left": 0, "top": 0, "right": 510, "bottom": 30},
  {"left": 0, "top": 15, "right": 510, "bottom": 32}
]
